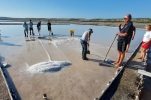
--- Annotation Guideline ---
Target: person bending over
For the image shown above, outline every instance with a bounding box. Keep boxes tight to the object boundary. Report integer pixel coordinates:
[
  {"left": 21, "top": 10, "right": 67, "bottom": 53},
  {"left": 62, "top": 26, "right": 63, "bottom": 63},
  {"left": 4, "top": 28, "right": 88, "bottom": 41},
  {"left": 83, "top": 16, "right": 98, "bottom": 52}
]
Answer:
[{"left": 80, "top": 28, "right": 93, "bottom": 60}]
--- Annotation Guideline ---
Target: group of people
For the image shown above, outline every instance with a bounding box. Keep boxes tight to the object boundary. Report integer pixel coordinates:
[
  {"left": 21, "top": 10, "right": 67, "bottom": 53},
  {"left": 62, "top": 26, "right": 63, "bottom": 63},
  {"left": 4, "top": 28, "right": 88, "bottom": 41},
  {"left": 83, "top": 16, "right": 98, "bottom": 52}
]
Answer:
[
  {"left": 80, "top": 14, "right": 151, "bottom": 69},
  {"left": 23, "top": 20, "right": 52, "bottom": 37},
  {"left": 22, "top": 15, "right": 151, "bottom": 69}
]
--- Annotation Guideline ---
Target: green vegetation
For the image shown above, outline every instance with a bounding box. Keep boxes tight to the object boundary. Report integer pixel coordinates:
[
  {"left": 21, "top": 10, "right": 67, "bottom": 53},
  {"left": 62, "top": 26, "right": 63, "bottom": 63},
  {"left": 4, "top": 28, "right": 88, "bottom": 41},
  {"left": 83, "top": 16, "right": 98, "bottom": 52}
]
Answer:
[{"left": 0, "top": 17, "right": 151, "bottom": 28}]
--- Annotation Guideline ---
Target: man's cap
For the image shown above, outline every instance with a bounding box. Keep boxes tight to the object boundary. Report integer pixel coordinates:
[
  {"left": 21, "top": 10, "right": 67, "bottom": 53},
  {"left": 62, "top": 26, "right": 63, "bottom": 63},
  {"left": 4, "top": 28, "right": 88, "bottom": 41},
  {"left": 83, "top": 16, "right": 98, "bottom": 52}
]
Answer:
[
  {"left": 89, "top": 28, "right": 93, "bottom": 33},
  {"left": 126, "top": 14, "right": 132, "bottom": 19}
]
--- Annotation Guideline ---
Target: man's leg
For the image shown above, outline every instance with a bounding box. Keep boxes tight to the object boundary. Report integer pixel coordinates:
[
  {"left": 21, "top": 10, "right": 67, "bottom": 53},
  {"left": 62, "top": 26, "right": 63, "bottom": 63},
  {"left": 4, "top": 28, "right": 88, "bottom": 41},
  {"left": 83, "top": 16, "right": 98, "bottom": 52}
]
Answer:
[
  {"left": 116, "top": 52, "right": 125, "bottom": 67},
  {"left": 126, "top": 44, "right": 130, "bottom": 52},
  {"left": 32, "top": 28, "right": 34, "bottom": 36},
  {"left": 80, "top": 40, "right": 84, "bottom": 59},
  {"left": 24, "top": 30, "right": 26, "bottom": 37},
  {"left": 114, "top": 51, "right": 121, "bottom": 64},
  {"left": 30, "top": 28, "right": 32, "bottom": 36},
  {"left": 115, "top": 40, "right": 126, "bottom": 67},
  {"left": 49, "top": 30, "right": 50, "bottom": 36},
  {"left": 83, "top": 41, "right": 88, "bottom": 60},
  {"left": 141, "top": 48, "right": 146, "bottom": 61},
  {"left": 26, "top": 30, "right": 28, "bottom": 37},
  {"left": 81, "top": 40, "right": 88, "bottom": 60}
]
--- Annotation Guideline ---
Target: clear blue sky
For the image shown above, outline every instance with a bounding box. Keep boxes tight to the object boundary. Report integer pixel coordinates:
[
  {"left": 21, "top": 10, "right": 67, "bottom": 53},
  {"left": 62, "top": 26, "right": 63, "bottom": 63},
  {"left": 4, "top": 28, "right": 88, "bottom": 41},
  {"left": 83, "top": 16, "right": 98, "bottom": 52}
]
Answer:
[{"left": 0, "top": 0, "right": 150, "bottom": 18}]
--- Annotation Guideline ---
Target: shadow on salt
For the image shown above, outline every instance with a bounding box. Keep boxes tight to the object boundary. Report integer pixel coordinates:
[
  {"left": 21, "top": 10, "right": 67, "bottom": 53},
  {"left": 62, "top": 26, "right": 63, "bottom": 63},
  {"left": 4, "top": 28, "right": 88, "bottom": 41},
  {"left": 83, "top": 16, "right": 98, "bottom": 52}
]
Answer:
[{"left": 27, "top": 61, "right": 71, "bottom": 73}]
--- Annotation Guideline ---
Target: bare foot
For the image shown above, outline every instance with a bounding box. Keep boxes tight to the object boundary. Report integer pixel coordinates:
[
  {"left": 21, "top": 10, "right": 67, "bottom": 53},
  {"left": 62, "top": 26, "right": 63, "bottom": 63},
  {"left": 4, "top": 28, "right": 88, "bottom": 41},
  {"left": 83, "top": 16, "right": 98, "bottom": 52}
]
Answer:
[
  {"left": 112, "top": 61, "right": 119, "bottom": 65},
  {"left": 137, "top": 57, "right": 142, "bottom": 59},
  {"left": 114, "top": 63, "right": 121, "bottom": 68}
]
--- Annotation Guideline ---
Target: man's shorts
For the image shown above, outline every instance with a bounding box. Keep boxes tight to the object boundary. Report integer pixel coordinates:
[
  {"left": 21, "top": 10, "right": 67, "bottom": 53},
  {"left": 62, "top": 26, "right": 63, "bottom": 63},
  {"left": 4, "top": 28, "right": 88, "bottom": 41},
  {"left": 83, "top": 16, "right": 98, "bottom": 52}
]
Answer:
[
  {"left": 30, "top": 27, "right": 33, "bottom": 31},
  {"left": 127, "top": 35, "right": 132, "bottom": 44},
  {"left": 117, "top": 40, "right": 128, "bottom": 52},
  {"left": 48, "top": 27, "right": 51, "bottom": 31}
]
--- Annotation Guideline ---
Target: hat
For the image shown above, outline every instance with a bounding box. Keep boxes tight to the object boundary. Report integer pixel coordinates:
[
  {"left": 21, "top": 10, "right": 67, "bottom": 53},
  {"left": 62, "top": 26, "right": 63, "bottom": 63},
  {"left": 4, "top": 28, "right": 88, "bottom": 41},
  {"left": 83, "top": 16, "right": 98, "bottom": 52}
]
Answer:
[
  {"left": 126, "top": 14, "right": 132, "bottom": 19},
  {"left": 89, "top": 28, "right": 93, "bottom": 33}
]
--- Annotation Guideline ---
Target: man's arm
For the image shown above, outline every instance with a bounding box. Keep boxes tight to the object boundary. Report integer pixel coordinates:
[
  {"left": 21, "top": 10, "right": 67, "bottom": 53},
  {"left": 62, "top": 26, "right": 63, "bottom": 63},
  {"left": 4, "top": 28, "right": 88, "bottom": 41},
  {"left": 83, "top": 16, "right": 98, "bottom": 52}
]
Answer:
[
  {"left": 88, "top": 32, "right": 91, "bottom": 41},
  {"left": 119, "top": 24, "right": 122, "bottom": 31},
  {"left": 117, "top": 32, "right": 128, "bottom": 37},
  {"left": 132, "top": 31, "right": 135, "bottom": 40},
  {"left": 132, "top": 26, "right": 136, "bottom": 40}
]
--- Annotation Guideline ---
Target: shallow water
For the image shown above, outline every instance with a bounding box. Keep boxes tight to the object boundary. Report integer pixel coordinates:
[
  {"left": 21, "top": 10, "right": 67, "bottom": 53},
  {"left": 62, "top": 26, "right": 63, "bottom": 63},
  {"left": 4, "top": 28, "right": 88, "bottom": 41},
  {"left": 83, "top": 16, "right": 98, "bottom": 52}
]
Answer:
[{"left": 0, "top": 24, "right": 145, "bottom": 58}]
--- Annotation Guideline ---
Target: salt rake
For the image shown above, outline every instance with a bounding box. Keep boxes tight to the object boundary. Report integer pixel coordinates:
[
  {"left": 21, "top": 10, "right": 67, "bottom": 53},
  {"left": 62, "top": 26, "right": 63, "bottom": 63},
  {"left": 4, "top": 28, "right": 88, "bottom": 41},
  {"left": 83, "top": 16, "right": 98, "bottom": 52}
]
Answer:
[{"left": 99, "top": 34, "right": 118, "bottom": 67}]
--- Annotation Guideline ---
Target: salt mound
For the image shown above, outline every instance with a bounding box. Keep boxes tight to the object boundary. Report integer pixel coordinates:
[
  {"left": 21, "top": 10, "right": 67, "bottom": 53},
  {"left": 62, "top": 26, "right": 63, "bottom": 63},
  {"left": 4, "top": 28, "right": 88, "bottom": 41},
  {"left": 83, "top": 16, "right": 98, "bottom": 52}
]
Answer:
[{"left": 27, "top": 61, "right": 71, "bottom": 73}]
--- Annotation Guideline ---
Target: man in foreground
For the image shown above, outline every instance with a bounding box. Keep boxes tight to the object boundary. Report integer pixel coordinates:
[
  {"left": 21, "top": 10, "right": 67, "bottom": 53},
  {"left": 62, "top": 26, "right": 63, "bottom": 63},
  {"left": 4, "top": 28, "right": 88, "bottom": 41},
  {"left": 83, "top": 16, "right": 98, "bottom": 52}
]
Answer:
[{"left": 114, "top": 14, "right": 133, "bottom": 68}]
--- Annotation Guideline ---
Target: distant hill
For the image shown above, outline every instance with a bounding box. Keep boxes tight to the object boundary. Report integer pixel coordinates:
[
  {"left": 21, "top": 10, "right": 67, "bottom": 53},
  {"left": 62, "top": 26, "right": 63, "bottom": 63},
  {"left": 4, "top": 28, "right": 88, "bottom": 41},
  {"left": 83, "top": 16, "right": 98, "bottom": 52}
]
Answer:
[{"left": 0, "top": 17, "right": 151, "bottom": 23}]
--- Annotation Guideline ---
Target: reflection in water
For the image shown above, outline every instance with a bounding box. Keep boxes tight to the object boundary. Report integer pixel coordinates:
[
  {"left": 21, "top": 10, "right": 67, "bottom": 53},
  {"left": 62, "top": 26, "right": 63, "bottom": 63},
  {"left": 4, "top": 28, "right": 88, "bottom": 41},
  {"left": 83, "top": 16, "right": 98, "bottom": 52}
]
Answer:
[
  {"left": 0, "top": 56, "right": 5, "bottom": 62},
  {"left": 0, "top": 41, "right": 22, "bottom": 46},
  {"left": 0, "top": 36, "right": 2, "bottom": 42},
  {"left": 0, "top": 31, "right": 1, "bottom": 41}
]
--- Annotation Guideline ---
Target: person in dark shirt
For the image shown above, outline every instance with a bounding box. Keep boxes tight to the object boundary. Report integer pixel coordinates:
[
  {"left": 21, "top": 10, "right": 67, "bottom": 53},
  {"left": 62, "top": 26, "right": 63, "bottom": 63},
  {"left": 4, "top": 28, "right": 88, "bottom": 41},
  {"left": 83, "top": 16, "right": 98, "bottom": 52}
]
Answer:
[
  {"left": 37, "top": 21, "right": 41, "bottom": 36},
  {"left": 29, "top": 19, "right": 34, "bottom": 36},
  {"left": 47, "top": 20, "right": 53, "bottom": 36},
  {"left": 114, "top": 14, "right": 133, "bottom": 68},
  {"left": 119, "top": 23, "right": 136, "bottom": 52},
  {"left": 23, "top": 21, "right": 28, "bottom": 37}
]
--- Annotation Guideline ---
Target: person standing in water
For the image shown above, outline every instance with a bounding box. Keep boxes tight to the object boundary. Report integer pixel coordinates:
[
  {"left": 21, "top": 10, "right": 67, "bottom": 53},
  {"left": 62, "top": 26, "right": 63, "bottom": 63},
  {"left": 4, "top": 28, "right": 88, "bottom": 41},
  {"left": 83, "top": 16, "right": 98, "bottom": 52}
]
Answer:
[
  {"left": 114, "top": 14, "right": 133, "bottom": 68},
  {"left": 47, "top": 20, "right": 53, "bottom": 36},
  {"left": 37, "top": 21, "right": 41, "bottom": 36},
  {"left": 23, "top": 21, "right": 28, "bottom": 37},
  {"left": 29, "top": 19, "right": 34, "bottom": 36},
  {"left": 80, "top": 28, "right": 93, "bottom": 60}
]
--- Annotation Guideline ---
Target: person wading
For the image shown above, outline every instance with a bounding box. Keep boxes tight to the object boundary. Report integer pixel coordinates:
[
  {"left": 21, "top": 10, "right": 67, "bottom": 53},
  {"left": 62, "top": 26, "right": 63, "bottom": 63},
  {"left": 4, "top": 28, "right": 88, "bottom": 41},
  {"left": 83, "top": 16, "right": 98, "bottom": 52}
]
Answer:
[
  {"left": 37, "top": 21, "right": 41, "bottom": 36},
  {"left": 47, "top": 20, "right": 53, "bottom": 36},
  {"left": 80, "top": 28, "right": 93, "bottom": 60},
  {"left": 29, "top": 19, "right": 34, "bottom": 36},
  {"left": 23, "top": 21, "right": 28, "bottom": 37}
]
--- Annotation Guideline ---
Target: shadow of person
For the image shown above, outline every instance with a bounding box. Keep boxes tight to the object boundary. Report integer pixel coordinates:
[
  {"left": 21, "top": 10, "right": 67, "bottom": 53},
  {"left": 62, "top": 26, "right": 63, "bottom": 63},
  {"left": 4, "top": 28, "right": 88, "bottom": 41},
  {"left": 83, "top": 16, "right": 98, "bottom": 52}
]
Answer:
[
  {"left": 127, "top": 60, "right": 146, "bottom": 70},
  {"left": 88, "top": 58, "right": 101, "bottom": 63}
]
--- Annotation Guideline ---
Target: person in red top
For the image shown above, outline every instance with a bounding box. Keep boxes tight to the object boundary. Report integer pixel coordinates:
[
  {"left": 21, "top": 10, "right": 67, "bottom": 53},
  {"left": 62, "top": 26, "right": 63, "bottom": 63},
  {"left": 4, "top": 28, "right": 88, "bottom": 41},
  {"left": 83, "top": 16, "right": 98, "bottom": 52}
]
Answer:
[{"left": 138, "top": 25, "right": 151, "bottom": 61}]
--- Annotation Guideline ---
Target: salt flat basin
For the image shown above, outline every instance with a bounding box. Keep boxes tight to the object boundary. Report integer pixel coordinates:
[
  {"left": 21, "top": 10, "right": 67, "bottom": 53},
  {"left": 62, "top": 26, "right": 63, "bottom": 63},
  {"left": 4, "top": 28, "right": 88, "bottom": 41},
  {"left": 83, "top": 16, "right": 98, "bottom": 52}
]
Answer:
[{"left": 0, "top": 25, "right": 144, "bottom": 100}]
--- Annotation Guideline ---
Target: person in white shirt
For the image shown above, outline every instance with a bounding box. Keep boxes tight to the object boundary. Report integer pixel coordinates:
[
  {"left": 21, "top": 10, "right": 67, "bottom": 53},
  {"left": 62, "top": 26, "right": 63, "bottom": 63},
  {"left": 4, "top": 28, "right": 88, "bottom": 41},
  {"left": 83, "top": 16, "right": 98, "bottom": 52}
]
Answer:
[
  {"left": 80, "top": 28, "right": 93, "bottom": 60},
  {"left": 138, "top": 25, "right": 151, "bottom": 61}
]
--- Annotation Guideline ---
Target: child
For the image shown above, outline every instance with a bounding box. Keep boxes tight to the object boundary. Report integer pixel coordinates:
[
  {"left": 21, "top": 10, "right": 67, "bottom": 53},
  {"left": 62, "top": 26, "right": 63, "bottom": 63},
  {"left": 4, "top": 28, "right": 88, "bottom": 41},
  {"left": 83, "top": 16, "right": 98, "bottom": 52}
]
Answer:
[
  {"left": 138, "top": 25, "right": 151, "bottom": 61},
  {"left": 69, "top": 29, "right": 74, "bottom": 37}
]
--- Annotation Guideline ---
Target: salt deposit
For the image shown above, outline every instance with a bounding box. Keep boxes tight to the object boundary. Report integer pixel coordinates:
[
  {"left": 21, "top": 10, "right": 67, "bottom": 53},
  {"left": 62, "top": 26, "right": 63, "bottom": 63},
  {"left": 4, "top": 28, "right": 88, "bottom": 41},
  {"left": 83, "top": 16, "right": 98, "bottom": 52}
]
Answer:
[
  {"left": 27, "top": 61, "right": 71, "bottom": 73},
  {"left": 51, "top": 37, "right": 79, "bottom": 47}
]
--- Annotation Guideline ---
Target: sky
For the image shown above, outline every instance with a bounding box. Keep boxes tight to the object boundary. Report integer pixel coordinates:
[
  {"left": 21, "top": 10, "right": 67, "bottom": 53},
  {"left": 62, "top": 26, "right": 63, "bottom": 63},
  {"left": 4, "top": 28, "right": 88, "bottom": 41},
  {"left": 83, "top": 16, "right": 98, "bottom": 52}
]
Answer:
[{"left": 0, "top": 0, "right": 151, "bottom": 18}]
